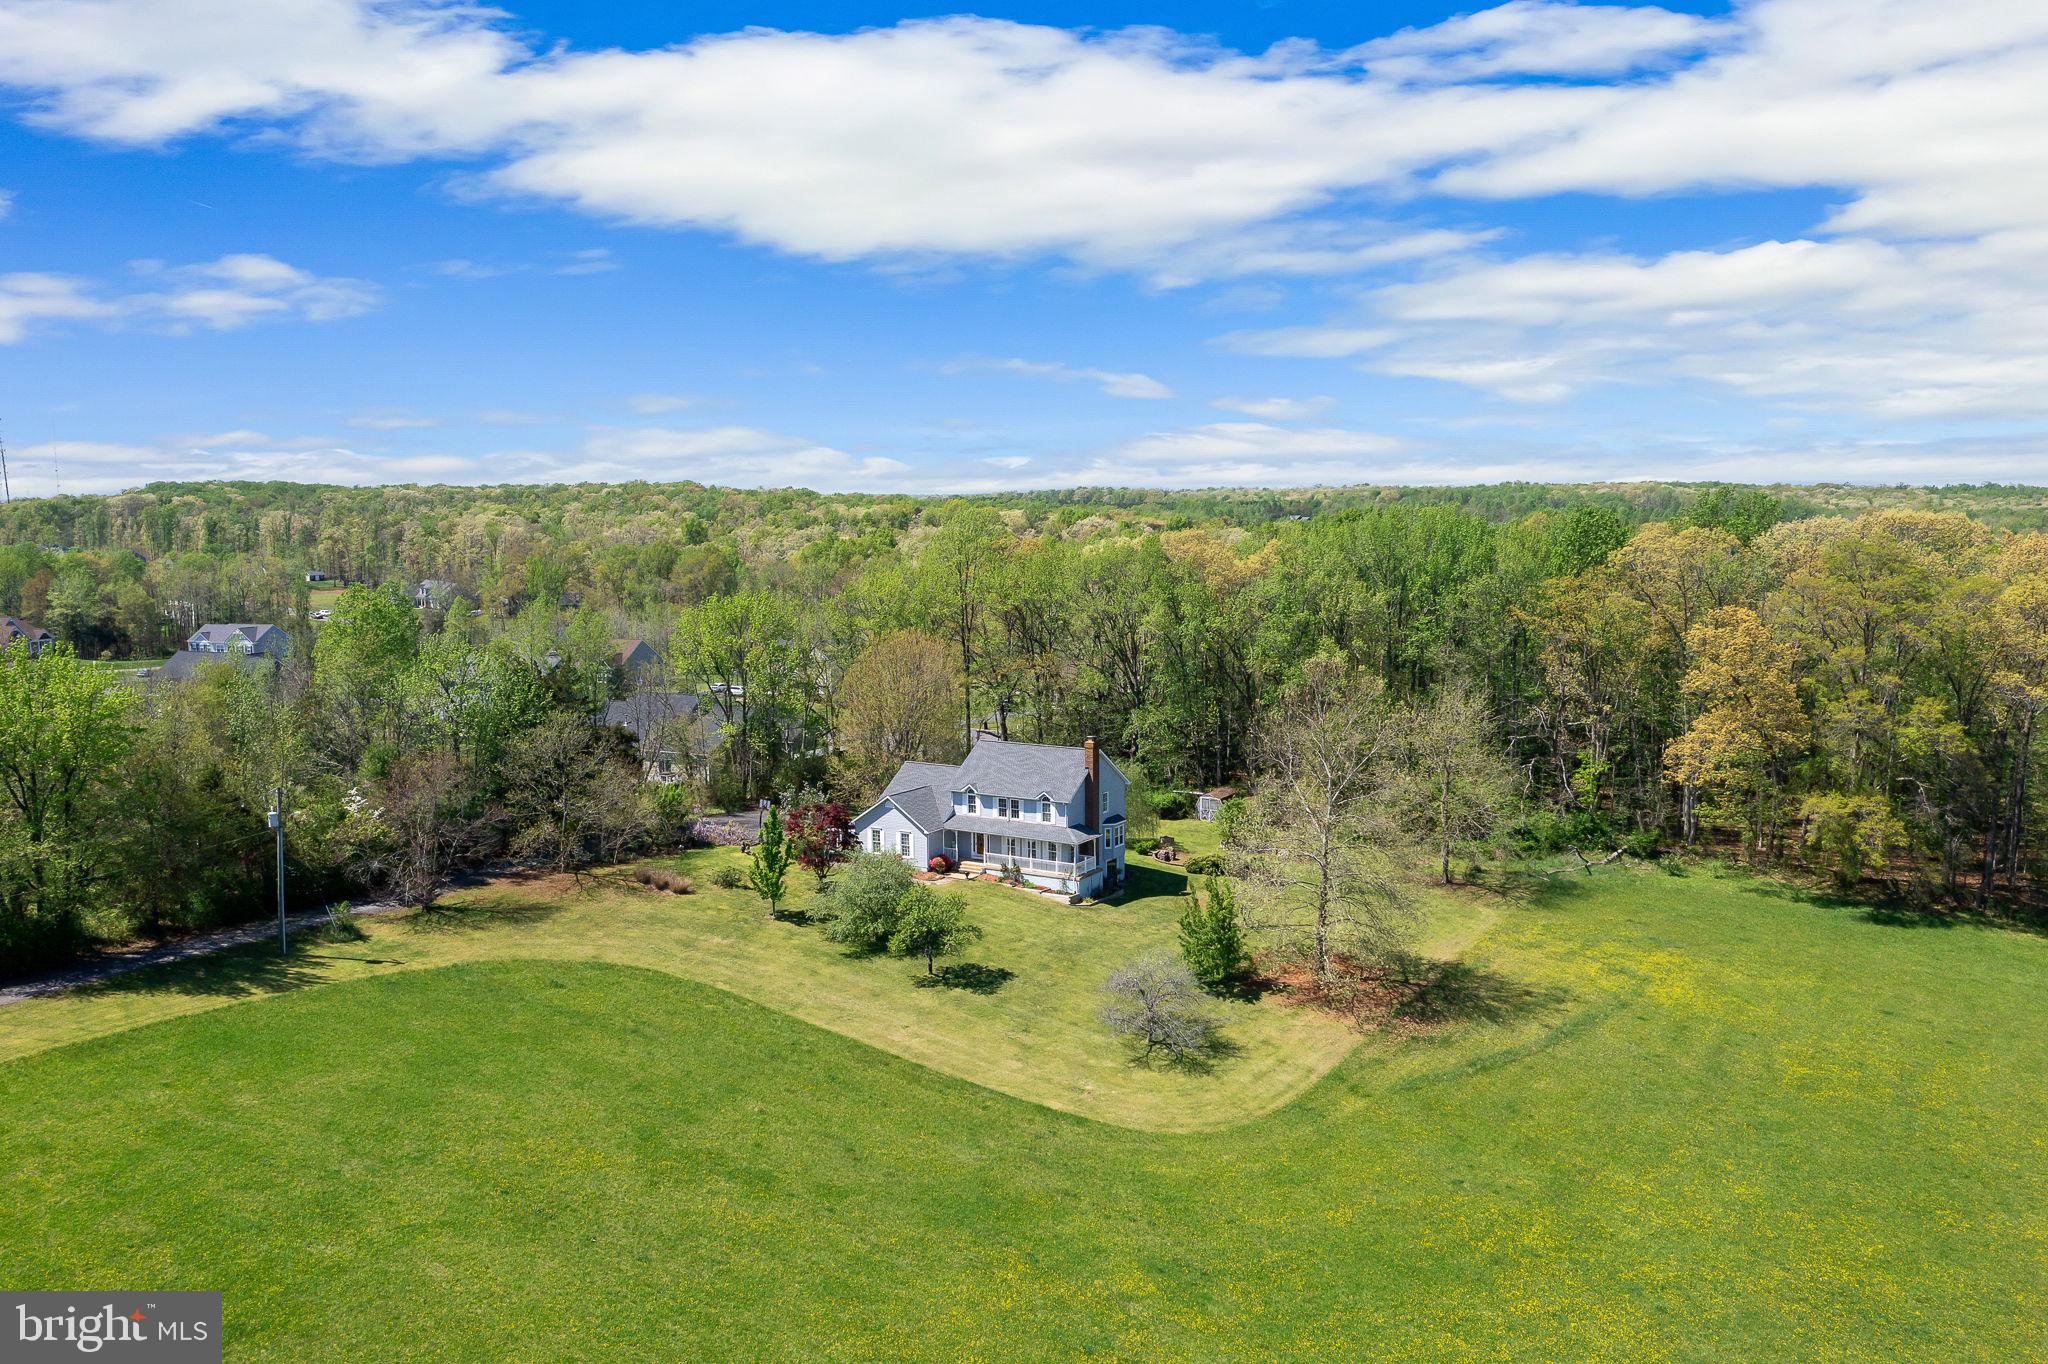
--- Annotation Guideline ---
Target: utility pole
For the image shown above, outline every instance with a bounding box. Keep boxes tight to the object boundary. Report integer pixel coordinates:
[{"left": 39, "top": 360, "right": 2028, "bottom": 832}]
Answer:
[
  {"left": 0, "top": 418, "right": 11, "bottom": 503},
  {"left": 269, "top": 787, "right": 287, "bottom": 955}
]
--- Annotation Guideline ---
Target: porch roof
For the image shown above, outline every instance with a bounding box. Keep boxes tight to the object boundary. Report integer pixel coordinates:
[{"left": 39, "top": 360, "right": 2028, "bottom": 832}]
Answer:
[{"left": 941, "top": 814, "right": 1095, "bottom": 847}]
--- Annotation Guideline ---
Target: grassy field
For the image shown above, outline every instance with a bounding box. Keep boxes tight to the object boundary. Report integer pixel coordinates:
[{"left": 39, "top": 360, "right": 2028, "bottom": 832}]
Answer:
[
  {"left": 80, "top": 655, "right": 171, "bottom": 672},
  {"left": 2, "top": 835, "right": 2043, "bottom": 1359},
  {"left": 0, "top": 825, "right": 1476, "bottom": 1130}
]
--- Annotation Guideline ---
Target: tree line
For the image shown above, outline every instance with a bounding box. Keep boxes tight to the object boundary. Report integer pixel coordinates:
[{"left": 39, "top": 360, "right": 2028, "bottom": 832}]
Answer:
[{"left": 0, "top": 478, "right": 2040, "bottom": 975}]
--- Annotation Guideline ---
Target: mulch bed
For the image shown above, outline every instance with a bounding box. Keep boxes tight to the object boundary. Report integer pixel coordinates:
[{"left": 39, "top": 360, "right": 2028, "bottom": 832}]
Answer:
[{"left": 1257, "top": 952, "right": 1450, "bottom": 1035}]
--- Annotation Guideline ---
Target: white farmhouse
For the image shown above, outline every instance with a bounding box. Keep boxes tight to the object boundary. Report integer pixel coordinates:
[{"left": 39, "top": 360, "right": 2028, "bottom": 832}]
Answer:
[{"left": 851, "top": 737, "right": 1129, "bottom": 897}]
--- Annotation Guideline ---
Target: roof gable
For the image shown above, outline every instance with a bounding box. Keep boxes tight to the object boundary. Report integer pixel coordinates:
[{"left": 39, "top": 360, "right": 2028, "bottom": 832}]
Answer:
[{"left": 956, "top": 738, "right": 1089, "bottom": 801}]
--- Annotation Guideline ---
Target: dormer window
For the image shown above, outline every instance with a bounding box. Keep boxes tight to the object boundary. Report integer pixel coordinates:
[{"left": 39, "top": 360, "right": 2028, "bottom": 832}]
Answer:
[
  {"left": 1039, "top": 794, "right": 1053, "bottom": 823},
  {"left": 964, "top": 789, "right": 978, "bottom": 814}
]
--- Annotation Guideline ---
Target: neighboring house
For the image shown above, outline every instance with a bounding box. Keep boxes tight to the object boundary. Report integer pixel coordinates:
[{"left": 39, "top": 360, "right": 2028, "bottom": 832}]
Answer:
[
  {"left": 185, "top": 623, "right": 289, "bottom": 659},
  {"left": 304, "top": 570, "right": 329, "bottom": 583},
  {"left": 851, "top": 737, "right": 1128, "bottom": 898},
  {"left": 411, "top": 579, "right": 473, "bottom": 610},
  {"left": 613, "top": 639, "right": 662, "bottom": 686},
  {"left": 0, "top": 617, "right": 54, "bottom": 657},
  {"left": 1195, "top": 786, "right": 1237, "bottom": 821},
  {"left": 603, "top": 691, "right": 721, "bottom": 784}
]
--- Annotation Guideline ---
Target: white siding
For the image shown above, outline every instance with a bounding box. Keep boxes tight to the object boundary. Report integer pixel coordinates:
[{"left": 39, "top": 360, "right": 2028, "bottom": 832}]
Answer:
[{"left": 850, "top": 800, "right": 931, "bottom": 869}]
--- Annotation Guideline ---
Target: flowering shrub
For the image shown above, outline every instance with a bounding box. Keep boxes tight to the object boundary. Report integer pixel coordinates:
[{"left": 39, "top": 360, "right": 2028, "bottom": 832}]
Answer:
[{"left": 928, "top": 854, "right": 954, "bottom": 874}]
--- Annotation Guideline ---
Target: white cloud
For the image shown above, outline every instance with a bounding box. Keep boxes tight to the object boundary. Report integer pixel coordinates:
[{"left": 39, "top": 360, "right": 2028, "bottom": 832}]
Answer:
[
  {"left": 348, "top": 413, "right": 440, "bottom": 429},
  {"left": 0, "top": 0, "right": 2042, "bottom": 268},
  {"left": 627, "top": 393, "right": 696, "bottom": 415},
  {"left": 0, "top": 272, "right": 113, "bottom": 342},
  {"left": 8, "top": 422, "right": 904, "bottom": 495},
  {"left": 3, "top": 1, "right": 2048, "bottom": 430},
  {"left": 1355, "top": 1, "right": 1722, "bottom": 81},
  {"left": 0, "top": 253, "right": 378, "bottom": 342},
  {"left": 1142, "top": 224, "right": 1497, "bottom": 289},
  {"left": 0, "top": 5, "right": 1592, "bottom": 279},
  {"left": 432, "top": 258, "right": 526, "bottom": 280},
  {"left": 545, "top": 425, "right": 908, "bottom": 490},
  {"left": 944, "top": 357, "right": 1173, "bottom": 400},
  {"left": 1318, "top": 233, "right": 2048, "bottom": 416},
  {"left": 0, "top": 189, "right": 13, "bottom": 219},
  {"left": 1040, "top": 422, "right": 1406, "bottom": 489},
  {"left": 13, "top": 420, "right": 2044, "bottom": 499},
  {"left": 1218, "top": 326, "right": 1394, "bottom": 359},
  {"left": 1210, "top": 395, "right": 1337, "bottom": 420},
  {"left": 554, "top": 247, "right": 618, "bottom": 276}
]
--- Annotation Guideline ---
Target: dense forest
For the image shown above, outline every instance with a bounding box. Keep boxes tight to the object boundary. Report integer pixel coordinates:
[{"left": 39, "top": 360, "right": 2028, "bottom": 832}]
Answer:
[{"left": 0, "top": 477, "right": 2041, "bottom": 975}]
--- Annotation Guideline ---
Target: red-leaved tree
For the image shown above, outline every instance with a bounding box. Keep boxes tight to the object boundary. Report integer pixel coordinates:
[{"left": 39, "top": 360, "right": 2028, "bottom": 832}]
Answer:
[{"left": 787, "top": 800, "right": 853, "bottom": 887}]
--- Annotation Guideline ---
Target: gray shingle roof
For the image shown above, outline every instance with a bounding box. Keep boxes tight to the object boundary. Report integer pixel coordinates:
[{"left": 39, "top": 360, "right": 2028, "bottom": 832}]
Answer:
[
  {"left": 605, "top": 692, "right": 733, "bottom": 761},
  {"left": 604, "top": 690, "right": 700, "bottom": 739},
  {"left": 956, "top": 738, "right": 1090, "bottom": 800},
  {"left": 868, "top": 740, "right": 1118, "bottom": 836},
  {"left": 190, "top": 623, "right": 284, "bottom": 647},
  {"left": 152, "top": 648, "right": 272, "bottom": 682},
  {"left": 880, "top": 761, "right": 959, "bottom": 831}
]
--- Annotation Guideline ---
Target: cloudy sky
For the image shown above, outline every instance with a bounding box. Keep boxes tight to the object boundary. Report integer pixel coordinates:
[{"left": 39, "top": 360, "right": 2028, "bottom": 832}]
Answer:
[{"left": 1, "top": 0, "right": 2045, "bottom": 494}]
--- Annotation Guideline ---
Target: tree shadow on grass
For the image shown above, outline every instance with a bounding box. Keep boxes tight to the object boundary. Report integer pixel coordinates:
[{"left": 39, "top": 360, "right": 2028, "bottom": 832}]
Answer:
[
  {"left": 69, "top": 939, "right": 405, "bottom": 1002},
  {"left": 1393, "top": 960, "right": 1567, "bottom": 1028},
  {"left": 1119, "top": 1031, "right": 1242, "bottom": 1076},
  {"left": 403, "top": 894, "right": 565, "bottom": 936},
  {"left": 1263, "top": 952, "right": 1565, "bottom": 1034},
  {"left": 1112, "top": 862, "right": 1186, "bottom": 903},
  {"left": 1738, "top": 876, "right": 2047, "bottom": 938},
  {"left": 913, "top": 962, "right": 1015, "bottom": 994}
]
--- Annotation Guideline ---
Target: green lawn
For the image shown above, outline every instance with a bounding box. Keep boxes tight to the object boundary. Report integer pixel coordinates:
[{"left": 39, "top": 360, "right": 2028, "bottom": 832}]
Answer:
[
  {"left": 0, "top": 829, "right": 1453, "bottom": 1130},
  {"left": 1, "top": 844, "right": 2043, "bottom": 1359},
  {"left": 80, "top": 655, "right": 171, "bottom": 672}
]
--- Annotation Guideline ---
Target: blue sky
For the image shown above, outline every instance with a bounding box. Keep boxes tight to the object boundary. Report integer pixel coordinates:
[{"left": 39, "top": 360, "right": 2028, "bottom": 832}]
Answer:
[{"left": 1, "top": 0, "right": 2044, "bottom": 494}]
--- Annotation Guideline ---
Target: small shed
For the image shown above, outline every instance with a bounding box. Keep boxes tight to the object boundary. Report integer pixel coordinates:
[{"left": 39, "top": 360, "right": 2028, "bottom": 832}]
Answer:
[{"left": 1195, "top": 786, "right": 1237, "bottom": 821}]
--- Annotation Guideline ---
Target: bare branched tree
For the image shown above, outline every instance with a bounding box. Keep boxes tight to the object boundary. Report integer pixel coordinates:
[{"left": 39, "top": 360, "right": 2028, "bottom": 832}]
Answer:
[
  {"left": 1228, "top": 658, "right": 1413, "bottom": 978},
  {"left": 363, "top": 752, "right": 497, "bottom": 910},
  {"left": 1100, "top": 953, "right": 1218, "bottom": 1062},
  {"left": 1404, "top": 679, "right": 1518, "bottom": 884}
]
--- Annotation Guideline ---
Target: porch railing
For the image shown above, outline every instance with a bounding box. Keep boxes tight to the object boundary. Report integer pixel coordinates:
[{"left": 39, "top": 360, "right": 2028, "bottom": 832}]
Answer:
[{"left": 960, "top": 855, "right": 1096, "bottom": 879}]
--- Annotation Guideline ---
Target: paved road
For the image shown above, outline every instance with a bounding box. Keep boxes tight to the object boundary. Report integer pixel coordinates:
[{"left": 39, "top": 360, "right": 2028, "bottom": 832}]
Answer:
[{"left": 0, "top": 903, "right": 403, "bottom": 1009}]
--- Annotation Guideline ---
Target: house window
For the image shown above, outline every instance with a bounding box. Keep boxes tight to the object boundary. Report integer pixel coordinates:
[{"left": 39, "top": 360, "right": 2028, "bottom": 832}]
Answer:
[
  {"left": 965, "top": 791, "right": 978, "bottom": 814},
  {"left": 898, "top": 831, "right": 911, "bottom": 856},
  {"left": 869, "top": 829, "right": 884, "bottom": 853},
  {"left": 1039, "top": 795, "right": 1052, "bottom": 823}
]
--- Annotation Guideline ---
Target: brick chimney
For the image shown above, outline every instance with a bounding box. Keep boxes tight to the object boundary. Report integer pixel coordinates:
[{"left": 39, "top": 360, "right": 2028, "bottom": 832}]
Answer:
[{"left": 1083, "top": 736, "right": 1100, "bottom": 830}]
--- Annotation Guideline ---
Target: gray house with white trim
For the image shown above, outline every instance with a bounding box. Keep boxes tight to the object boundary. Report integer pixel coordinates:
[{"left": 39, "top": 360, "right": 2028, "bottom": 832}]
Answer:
[
  {"left": 185, "top": 623, "right": 289, "bottom": 659},
  {"left": 851, "top": 737, "right": 1128, "bottom": 897}
]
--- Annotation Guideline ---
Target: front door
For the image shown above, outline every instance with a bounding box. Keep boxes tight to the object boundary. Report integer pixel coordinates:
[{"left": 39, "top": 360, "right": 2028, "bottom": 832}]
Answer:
[{"left": 973, "top": 832, "right": 985, "bottom": 862}]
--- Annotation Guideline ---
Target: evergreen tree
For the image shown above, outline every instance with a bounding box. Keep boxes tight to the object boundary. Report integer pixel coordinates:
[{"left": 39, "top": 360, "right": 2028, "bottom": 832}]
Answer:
[
  {"left": 1178, "top": 875, "right": 1251, "bottom": 993},
  {"left": 747, "top": 804, "right": 793, "bottom": 919}
]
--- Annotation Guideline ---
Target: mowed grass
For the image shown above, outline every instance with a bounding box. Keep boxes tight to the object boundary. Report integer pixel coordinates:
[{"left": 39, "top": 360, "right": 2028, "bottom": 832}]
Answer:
[
  {"left": 0, "top": 824, "right": 1442, "bottom": 1131},
  {"left": 2, "top": 852, "right": 2045, "bottom": 1358}
]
